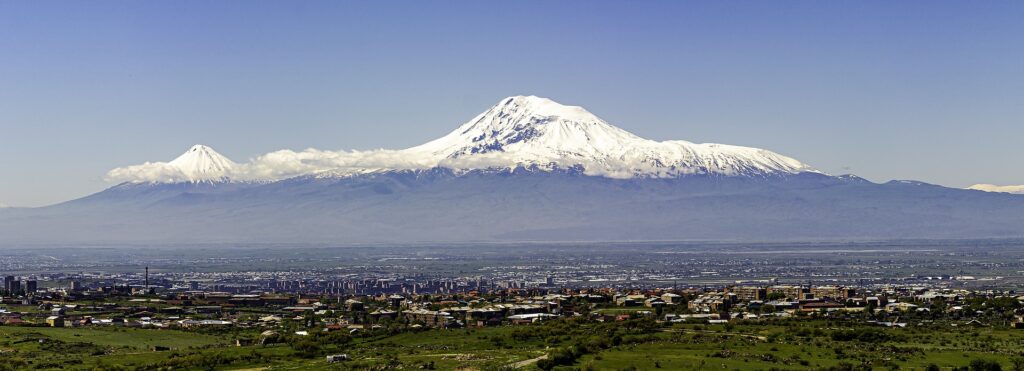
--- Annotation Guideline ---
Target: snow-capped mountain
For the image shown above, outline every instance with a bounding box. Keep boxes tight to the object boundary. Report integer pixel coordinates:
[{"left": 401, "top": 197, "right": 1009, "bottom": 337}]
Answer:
[
  {"left": 3, "top": 95, "right": 1023, "bottom": 245},
  {"left": 968, "top": 184, "right": 1024, "bottom": 194},
  {"left": 106, "top": 144, "right": 238, "bottom": 183},
  {"left": 408, "top": 95, "right": 815, "bottom": 178},
  {"left": 169, "top": 144, "right": 237, "bottom": 180},
  {"left": 106, "top": 96, "right": 815, "bottom": 184}
]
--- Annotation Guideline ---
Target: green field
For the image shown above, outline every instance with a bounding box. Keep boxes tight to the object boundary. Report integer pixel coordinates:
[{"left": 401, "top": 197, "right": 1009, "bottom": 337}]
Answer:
[
  {"left": 0, "top": 326, "right": 226, "bottom": 349},
  {"left": 2, "top": 318, "right": 1024, "bottom": 370}
]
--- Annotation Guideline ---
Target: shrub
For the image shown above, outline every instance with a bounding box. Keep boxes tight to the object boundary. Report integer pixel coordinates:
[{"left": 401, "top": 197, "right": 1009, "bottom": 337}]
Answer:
[
  {"left": 969, "top": 359, "right": 1003, "bottom": 371},
  {"left": 290, "top": 340, "right": 321, "bottom": 358}
]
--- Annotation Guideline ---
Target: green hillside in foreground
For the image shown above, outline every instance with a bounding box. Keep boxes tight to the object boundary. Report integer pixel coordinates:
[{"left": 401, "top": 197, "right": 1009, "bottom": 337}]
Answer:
[{"left": 2, "top": 317, "right": 1023, "bottom": 370}]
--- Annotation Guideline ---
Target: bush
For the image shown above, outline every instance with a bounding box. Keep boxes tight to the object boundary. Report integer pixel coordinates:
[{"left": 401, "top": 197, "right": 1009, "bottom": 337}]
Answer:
[
  {"left": 969, "top": 359, "right": 1003, "bottom": 371},
  {"left": 829, "top": 328, "right": 895, "bottom": 343},
  {"left": 0, "top": 357, "right": 28, "bottom": 371},
  {"left": 290, "top": 340, "right": 321, "bottom": 358}
]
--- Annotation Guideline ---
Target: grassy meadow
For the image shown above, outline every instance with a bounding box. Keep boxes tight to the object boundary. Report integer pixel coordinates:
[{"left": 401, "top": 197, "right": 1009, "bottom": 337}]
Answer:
[{"left": 1, "top": 317, "right": 1023, "bottom": 370}]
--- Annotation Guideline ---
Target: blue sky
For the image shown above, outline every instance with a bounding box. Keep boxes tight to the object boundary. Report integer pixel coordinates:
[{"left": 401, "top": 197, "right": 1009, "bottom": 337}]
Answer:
[{"left": 1, "top": 1, "right": 1022, "bottom": 206}]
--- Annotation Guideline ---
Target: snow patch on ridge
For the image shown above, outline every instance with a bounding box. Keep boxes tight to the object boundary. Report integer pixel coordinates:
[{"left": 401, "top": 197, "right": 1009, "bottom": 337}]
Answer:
[{"left": 106, "top": 96, "right": 818, "bottom": 184}]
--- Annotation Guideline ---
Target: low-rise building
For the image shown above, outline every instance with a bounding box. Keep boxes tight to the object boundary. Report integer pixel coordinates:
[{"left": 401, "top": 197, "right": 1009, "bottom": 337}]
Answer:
[
  {"left": 404, "top": 309, "right": 455, "bottom": 328},
  {"left": 769, "top": 285, "right": 810, "bottom": 300},
  {"left": 729, "top": 286, "right": 767, "bottom": 301},
  {"left": 688, "top": 293, "right": 734, "bottom": 313},
  {"left": 811, "top": 286, "right": 855, "bottom": 300},
  {"left": 46, "top": 315, "right": 64, "bottom": 327},
  {"left": 661, "top": 293, "right": 683, "bottom": 304}
]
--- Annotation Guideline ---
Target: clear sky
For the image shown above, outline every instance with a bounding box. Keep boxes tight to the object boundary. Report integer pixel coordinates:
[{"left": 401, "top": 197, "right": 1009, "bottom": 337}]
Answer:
[{"left": 1, "top": 1, "right": 1022, "bottom": 207}]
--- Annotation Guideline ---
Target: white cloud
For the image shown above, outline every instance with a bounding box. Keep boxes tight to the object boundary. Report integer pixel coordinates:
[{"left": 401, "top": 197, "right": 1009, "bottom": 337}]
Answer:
[
  {"left": 105, "top": 148, "right": 445, "bottom": 183},
  {"left": 967, "top": 184, "right": 1024, "bottom": 194},
  {"left": 240, "top": 148, "right": 445, "bottom": 178},
  {"left": 104, "top": 147, "right": 631, "bottom": 183},
  {"left": 104, "top": 144, "right": 809, "bottom": 184},
  {"left": 105, "top": 162, "right": 197, "bottom": 183}
]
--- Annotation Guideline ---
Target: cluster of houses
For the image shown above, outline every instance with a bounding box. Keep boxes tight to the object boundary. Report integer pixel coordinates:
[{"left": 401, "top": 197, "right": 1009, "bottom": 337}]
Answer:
[
  {"left": 4, "top": 283, "right": 1024, "bottom": 332},
  {"left": 674, "top": 284, "right": 1024, "bottom": 329},
  {"left": 365, "top": 302, "right": 562, "bottom": 328}
]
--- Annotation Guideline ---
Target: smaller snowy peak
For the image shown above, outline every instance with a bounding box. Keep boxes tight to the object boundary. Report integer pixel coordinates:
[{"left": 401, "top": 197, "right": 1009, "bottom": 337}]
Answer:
[
  {"left": 168, "top": 144, "right": 238, "bottom": 180},
  {"left": 106, "top": 144, "right": 239, "bottom": 184},
  {"left": 967, "top": 184, "right": 1024, "bottom": 194}
]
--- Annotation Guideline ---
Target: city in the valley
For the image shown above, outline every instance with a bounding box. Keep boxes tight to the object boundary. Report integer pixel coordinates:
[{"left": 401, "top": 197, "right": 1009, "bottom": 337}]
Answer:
[{"left": 2, "top": 241, "right": 1024, "bottom": 370}]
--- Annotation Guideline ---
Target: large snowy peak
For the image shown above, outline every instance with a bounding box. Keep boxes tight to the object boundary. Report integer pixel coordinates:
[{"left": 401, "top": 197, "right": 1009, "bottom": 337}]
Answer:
[
  {"left": 410, "top": 95, "right": 645, "bottom": 158},
  {"left": 409, "top": 96, "right": 816, "bottom": 177}
]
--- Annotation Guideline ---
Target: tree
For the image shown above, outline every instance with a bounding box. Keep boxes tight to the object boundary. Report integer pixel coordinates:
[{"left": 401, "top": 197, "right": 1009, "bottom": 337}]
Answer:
[
  {"left": 969, "top": 359, "right": 1002, "bottom": 371},
  {"left": 290, "top": 340, "right": 321, "bottom": 358}
]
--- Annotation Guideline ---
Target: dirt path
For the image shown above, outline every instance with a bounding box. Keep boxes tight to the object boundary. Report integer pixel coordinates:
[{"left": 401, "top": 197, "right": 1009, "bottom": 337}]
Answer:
[
  {"left": 662, "top": 328, "right": 767, "bottom": 341},
  {"left": 510, "top": 354, "right": 547, "bottom": 369}
]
